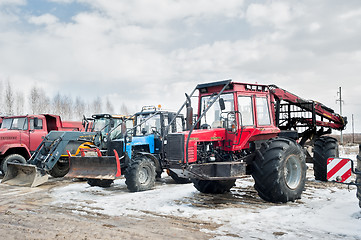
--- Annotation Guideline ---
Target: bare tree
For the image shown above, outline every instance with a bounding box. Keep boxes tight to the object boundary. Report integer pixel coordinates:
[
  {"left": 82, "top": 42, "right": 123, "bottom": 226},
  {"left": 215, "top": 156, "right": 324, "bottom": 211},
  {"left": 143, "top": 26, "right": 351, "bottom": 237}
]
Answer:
[
  {"left": 5, "top": 80, "right": 14, "bottom": 115},
  {"left": 120, "top": 103, "right": 130, "bottom": 115},
  {"left": 91, "top": 97, "right": 102, "bottom": 114},
  {"left": 29, "top": 86, "right": 40, "bottom": 114},
  {"left": 105, "top": 97, "right": 114, "bottom": 114},
  {"left": 15, "top": 92, "right": 25, "bottom": 115},
  {"left": 74, "top": 96, "right": 86, "bottom": 120}
]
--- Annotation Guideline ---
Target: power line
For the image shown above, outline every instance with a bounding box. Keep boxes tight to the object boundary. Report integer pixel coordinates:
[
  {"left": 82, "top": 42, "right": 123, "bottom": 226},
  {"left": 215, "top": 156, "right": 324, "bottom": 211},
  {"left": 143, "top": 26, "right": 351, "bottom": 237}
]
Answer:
[{"left": 336, "top": 87, "right": 344, "bottom": 144}]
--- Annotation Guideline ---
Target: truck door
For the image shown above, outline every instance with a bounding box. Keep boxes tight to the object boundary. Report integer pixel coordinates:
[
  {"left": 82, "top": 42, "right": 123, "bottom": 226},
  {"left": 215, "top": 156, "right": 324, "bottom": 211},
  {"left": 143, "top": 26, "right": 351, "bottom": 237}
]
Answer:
[{"left": 29, "top": 117, "right": 47, "bottom": 152}]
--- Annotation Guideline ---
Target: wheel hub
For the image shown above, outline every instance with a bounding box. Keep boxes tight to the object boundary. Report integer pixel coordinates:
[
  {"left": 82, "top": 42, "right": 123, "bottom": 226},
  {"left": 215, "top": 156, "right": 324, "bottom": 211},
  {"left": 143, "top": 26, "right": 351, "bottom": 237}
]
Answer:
[{"left": 284, "top": 155, "right": 302, "bottom": 189}]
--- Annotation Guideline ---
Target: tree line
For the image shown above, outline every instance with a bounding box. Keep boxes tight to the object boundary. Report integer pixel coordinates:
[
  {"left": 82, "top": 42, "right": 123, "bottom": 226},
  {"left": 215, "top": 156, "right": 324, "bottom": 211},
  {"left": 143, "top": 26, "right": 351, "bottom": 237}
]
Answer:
[{"left": 0, "top": 80, "right": 129, "bottom": 120}]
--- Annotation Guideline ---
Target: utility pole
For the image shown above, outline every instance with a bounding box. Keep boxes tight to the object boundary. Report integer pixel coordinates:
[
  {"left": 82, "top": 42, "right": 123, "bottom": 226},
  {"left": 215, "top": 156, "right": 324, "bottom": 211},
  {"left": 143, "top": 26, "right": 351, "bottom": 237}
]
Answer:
[
  {"left": 352, "top": 114, "right": 355, "bottom": 143},
  {"left": 336, "top": 87, "right": 344, "bottom": 144}
]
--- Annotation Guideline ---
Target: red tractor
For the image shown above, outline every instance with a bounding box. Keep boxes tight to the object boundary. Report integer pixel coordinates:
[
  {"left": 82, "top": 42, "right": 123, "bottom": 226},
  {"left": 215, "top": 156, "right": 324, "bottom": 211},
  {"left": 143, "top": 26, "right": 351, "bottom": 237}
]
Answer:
[{"left": 166, "top": 80, "right": 347, "bottom": 203}]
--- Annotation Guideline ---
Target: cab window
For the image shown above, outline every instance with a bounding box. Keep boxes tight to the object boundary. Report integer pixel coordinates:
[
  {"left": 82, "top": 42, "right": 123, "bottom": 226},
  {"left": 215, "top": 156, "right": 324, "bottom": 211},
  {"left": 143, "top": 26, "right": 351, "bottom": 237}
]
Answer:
[
  {"left": 256, "top": 97, "right": 271, "bottom": 126},
  {"left": 30, "top": 119, "right": 43, "bottom": 130},
  {"left": 238, "top": 96, "right": 254, "bottom": 126}
]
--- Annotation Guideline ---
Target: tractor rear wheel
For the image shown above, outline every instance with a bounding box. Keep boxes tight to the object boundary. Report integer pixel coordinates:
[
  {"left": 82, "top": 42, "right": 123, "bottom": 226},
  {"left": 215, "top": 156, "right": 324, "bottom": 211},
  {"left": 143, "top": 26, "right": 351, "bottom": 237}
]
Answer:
[
  {"left": 1, "top": 154, "right": 26, "bottom": 175},
  {"left": 192, "top": 179, "right": 236, "bottom": 194},
  {"left": 169, "top": 170, "right": 191, "bottom": 184},
  {"left": 125, "top": 157, "right": 156, "bottom": 192},
  {"left": 313, "top": 136, "right": 339, "bottom": 181},
  {"left": 49, "top": 157, "right": 69, "bottom": 178},
  {"left": 87, "top": 179, "right": 114, "bottom": 188},
  {"left": 357, "top": 152, "right": 361, "bottom": 208},
  {"left": 252, "top": 137, "right": 306, "bottom": 203}
]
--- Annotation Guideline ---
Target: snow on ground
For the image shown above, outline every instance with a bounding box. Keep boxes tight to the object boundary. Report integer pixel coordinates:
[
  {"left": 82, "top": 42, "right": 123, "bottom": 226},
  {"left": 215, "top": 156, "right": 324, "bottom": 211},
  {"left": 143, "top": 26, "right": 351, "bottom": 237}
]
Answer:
[{"left": 51, "top": 147, "right": 361, "bottom": 239}]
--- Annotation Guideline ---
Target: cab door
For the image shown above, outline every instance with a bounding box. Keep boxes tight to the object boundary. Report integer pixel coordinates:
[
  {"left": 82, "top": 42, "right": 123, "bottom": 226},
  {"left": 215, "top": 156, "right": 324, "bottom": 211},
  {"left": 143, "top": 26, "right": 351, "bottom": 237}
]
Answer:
[{"left": 29, "top": 117, "right": 47, "bottom": 152}]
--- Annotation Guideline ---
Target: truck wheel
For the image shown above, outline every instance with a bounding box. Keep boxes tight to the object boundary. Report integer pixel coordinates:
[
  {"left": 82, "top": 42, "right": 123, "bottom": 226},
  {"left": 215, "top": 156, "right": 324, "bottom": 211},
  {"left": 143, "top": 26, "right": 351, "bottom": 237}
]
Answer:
[
  {"left": 357, "top": 152, "right": 361, "bottom": 208},
  {"left": 125, "top": 157, "right": 156, "bottom": 192},
  {"left": 252, "top": 137, "right": 306, "bottom": 203},
  {"left": 49, "top": 158, "right": 69, "bottom": 178},
  {"left": 1, "top": 154, "right": 26, "bottom": 175},
  {"left": 192, "top": 179, "right": 236, "bottom": 193},
  {"left": 169, "top": 170, "right": 191, "bottom": 184},
  {"left": 87, "top": 179, "right": 113, "bottom": 188},
  {"left": 313, "top": 136, "right": 339, "bottom": 181}
]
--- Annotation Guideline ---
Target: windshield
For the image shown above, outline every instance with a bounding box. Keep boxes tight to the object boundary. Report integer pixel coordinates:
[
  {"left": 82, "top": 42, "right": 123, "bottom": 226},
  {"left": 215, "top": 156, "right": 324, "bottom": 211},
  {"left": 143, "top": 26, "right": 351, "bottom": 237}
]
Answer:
[
  {"left": 109, "top": 118, "right": 133, "bottom": 140},
  {"left": 199, "top": 93, "right": 234, "bottom": 129},
  {"left": 1, "top": 118, "right": 28, "bottom": 130},
  {"left": 135, "top": 113, "right": 161, "bottom": 136}
]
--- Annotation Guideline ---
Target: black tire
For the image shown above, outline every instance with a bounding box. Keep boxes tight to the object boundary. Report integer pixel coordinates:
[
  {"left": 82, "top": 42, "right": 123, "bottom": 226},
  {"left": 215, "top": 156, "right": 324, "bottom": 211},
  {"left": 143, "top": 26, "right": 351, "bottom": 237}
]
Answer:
[
  {"left": 252, "top": 137, "right": 307, "bottom": 203},
  {"left": 49, "top": 158, "right": 69, "bottom": 178},
  {"left": 1, "top": 154, "right": 27, "bottom": 175},
  {"left": 192, "top": 179, "right": 236, "bottom": 194},
  {"left": 125, "top": 157, "right": 156, "bottom": 192},
  {"left": 313, "top": 136, "right": 339, "bottom": 181},
  {"left": 87, "top": 179, "right": 114, "bottom": 188},
  {"left": 356, "top": 152, "right": 361, "bottom": 208},
  {"left": 169, "top": 170, "right": 191, "bottom": 184}
]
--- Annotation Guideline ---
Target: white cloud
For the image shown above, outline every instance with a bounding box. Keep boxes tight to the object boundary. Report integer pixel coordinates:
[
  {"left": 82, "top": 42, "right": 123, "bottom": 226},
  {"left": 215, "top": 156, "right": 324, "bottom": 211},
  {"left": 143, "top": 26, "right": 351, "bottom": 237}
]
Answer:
[
  {"left": 309, "top": 22, "right": 321, "bottom": 32},
  {"left": 246, "top": 2, "right": 294, "bottom": 28},
  {"left": 0, "top": 0, "right": 25, "bottom": 6},
  {"left": 28, "top": 14, "right": 59, "bottom": 25}
]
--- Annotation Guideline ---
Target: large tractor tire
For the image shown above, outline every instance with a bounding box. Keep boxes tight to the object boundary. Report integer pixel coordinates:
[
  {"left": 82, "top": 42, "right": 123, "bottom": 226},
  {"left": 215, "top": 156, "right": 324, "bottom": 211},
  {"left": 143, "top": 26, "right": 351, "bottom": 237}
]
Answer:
[
  {"left": 125, "top": 156, "right": 156, "bottom": 192},
  {"left": 1, "top": 154, "right": 26, "bottom": 175},
  {"left": 192, "top": 179, "right": 236, "bottom": 194},
  {"left": 87, "top": 179, "right": 114, "bottom": 188},
  {"left": 169, "top": 170, "right": 191, "bottom": 184},
  {"left": 252, "top": 137, "right": 307, "bottom": 203},
  {"left": 313, "top": 136, "right": 339, "bottom": 181},
  {"left": 49, "top": 157, "right": 69, "bottom": 178},
  {"left": 357, "top": 150, "right": 361, "bottom": 208}
]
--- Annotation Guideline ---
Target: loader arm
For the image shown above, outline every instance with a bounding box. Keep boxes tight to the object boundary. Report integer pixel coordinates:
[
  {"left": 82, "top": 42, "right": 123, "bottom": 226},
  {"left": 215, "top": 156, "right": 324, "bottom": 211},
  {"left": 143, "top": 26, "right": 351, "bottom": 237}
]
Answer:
[{"left": 269, "top": 85, "right": 347, "bottom": 131}]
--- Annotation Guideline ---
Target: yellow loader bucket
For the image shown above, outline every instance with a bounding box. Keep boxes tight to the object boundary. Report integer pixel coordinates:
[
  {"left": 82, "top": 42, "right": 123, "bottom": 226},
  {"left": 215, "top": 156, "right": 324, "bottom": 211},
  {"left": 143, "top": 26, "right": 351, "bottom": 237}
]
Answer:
[
  {"left": 66, "top": 155, "right": 122, "bottom": 180},
  {"left": 1, "top": 162, "right": 48, "bottom": 187}
]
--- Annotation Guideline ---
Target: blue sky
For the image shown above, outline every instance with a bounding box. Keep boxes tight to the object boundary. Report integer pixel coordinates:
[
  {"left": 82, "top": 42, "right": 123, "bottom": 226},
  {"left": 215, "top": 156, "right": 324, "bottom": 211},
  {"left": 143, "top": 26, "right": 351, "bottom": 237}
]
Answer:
[{"left": 0, "top": 0, "right": 361, "bottom": 133}]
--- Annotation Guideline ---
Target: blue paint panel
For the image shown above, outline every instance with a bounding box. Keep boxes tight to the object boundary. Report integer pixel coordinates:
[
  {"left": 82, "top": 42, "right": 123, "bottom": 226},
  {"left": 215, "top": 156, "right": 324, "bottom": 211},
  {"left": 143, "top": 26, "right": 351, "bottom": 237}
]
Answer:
[{"left": 125, "top": 135, "right": 155, "bottom": 159}]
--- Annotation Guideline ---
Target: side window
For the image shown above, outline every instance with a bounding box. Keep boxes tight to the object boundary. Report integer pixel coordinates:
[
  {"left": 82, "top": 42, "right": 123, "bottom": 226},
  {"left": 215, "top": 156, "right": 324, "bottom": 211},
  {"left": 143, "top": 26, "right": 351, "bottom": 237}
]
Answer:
[
  {"left": 238, "top": 96, "right": 254, "bottom": 126},
  {"left": 30, "top": 119, "right": 43, "bottom": 130},
  {"left": 256, "top": 97, "right": 271, "bottom": 126}
]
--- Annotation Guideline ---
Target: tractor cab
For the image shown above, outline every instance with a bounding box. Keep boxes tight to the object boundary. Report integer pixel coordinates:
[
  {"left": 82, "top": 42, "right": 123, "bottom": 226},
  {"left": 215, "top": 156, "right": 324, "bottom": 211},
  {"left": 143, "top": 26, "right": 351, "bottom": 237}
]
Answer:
[{"left": 128, "top": 106, "right": 184, "bottom": 158}]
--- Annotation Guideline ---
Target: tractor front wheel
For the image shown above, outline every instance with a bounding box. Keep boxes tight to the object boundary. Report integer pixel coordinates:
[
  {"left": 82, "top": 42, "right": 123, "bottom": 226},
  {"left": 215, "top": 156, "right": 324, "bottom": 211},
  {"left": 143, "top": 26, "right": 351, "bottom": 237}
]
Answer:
[
  {"left": 125, "top": 157, "right": 156, "bottom": 192},
  {"left": 49, "top": 157, "right": 69, "bottom": 178},
  {"left": 313, "top": 136, "right": 339, "bottom": 181},
  {"left": 192, "top": 179, "right": 236, "bottom": 194},
  {"left": 252, "top": 137, "right": 306, "bottom": 203}
]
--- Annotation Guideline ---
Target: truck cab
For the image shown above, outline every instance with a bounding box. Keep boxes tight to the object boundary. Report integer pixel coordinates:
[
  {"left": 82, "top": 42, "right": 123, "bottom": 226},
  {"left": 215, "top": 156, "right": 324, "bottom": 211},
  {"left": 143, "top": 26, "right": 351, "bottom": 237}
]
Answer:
[{"left": 0, "top": 114, "right": 83, "bottom": 174}]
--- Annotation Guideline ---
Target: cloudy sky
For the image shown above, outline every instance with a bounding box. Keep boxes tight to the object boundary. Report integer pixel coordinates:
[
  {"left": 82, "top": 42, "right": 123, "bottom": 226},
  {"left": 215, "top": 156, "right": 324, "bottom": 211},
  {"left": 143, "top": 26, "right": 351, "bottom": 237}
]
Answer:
[{"left": 0, "top": 0, "right": 360, "bottom": 133}]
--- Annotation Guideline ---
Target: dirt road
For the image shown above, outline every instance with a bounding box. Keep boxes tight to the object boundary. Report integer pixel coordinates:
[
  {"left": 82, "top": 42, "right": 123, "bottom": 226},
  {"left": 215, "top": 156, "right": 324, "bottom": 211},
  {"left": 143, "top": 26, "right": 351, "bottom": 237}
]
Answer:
[
  {"left": 0, "top": 165, "right": 360, "bottom": 240},
  {"left": 0, "top": 177, "right": 218, "bottom": 240}
]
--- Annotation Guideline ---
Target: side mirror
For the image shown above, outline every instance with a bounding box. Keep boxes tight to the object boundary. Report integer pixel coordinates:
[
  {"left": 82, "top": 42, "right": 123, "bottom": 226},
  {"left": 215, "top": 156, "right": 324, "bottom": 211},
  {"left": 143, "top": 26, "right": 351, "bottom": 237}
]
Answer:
[{"left": 219, "top": 98, "right": 225, "bottom": 111}]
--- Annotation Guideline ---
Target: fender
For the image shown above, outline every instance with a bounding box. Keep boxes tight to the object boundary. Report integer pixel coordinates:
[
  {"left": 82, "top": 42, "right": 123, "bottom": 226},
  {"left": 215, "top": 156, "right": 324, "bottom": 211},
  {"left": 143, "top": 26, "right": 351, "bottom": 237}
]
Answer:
[
  {"left": 0, "top": 143, "right": 31, "bottom": 159},
  {"left": 137, "top": 151, "right": 162, "bottom": 174}
]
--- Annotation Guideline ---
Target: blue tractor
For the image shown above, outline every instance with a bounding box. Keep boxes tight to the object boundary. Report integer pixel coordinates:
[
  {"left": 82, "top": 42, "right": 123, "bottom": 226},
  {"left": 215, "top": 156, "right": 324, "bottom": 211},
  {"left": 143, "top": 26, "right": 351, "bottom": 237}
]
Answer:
[{"left": 66, "top": 106, "right": 188, "bottom": 191}]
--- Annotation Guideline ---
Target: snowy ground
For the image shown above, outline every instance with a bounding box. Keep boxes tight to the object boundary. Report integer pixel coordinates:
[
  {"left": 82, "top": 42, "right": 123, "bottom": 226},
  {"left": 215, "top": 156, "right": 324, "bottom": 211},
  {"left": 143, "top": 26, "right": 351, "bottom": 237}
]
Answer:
[{"left": 50, "top": 145, "right": 361, "bottom": 240}]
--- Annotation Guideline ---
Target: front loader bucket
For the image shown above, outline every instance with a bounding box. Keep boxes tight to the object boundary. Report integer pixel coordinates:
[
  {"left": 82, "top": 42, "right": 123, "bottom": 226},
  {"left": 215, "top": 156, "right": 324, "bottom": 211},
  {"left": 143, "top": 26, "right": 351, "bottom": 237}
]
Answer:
[
  {"left": 66, "top": 156, "right": 121, "bottom": 180},
  {"left": 1, "top": 162, "right": 49, "bottom": 187}
]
